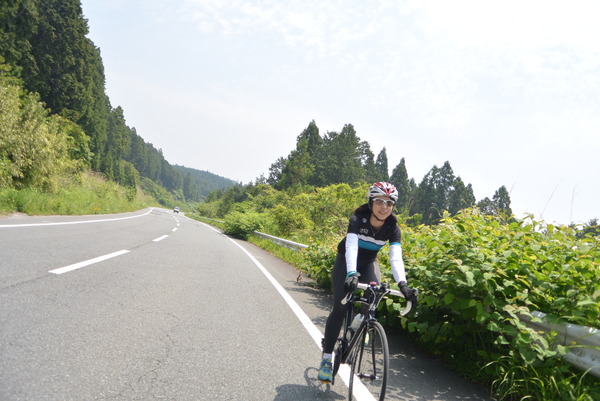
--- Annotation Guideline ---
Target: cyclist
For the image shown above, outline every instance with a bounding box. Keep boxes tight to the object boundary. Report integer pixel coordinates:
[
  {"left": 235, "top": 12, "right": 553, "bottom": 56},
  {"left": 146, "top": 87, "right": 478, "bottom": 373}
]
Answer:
[{"left": 317, "top": 182, "right": 417, "bottom": 383}]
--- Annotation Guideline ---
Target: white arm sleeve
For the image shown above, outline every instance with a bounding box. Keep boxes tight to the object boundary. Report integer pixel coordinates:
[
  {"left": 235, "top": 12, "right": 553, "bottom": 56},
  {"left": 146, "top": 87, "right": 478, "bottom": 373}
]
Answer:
[
  {"left": 345, "top": 233, "right": 359, "bottom": 274},
  {"left": 390, "top": 243, "right": 407, "bottom": 283}
]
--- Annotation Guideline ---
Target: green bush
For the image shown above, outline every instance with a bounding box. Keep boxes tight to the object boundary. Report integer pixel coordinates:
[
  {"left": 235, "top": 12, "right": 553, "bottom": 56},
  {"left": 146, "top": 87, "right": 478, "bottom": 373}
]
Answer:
[
  {"left": 0, "top": 74, "right": 87, "bottom": 192},
  {"left": 402, "top": 209, "right": 599, "bottom": 400},
  {"left": 196, "top": 200, "right": 220, "bottom": 219},
  {"left": 271, "top": 203, "right": 314, "bottom": 238},
  {"left": 298, "top": 243, "right": 338, "bottom": 288},
  {"left": 223, "top": 210, "right": 264, "bottom": 240}
]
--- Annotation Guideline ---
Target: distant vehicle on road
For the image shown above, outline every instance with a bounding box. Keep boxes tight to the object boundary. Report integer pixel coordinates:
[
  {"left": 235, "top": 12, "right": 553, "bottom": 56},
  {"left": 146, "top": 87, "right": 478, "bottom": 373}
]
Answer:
[{"left": 173, "top": 207, "right": 180, "bottom": 213}]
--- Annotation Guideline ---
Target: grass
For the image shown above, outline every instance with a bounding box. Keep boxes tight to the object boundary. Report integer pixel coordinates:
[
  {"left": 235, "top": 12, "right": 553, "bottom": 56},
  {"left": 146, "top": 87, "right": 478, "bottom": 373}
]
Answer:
[
  {"left": 0, "top": 172, "right": 158, "bottom": 216},
  {"left": 247, "top": 235, "right": 307, "bottom": 268}
]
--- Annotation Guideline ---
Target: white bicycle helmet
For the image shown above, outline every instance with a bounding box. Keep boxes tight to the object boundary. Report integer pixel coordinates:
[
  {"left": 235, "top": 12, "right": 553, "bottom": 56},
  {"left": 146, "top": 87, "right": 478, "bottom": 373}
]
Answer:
[{"left": 368, "top": 182, "right": 398, "bottom": 203}]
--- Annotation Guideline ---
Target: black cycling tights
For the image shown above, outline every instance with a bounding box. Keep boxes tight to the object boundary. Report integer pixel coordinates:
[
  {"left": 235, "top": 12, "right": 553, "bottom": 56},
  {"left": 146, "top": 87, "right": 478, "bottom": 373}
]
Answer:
[{"left": 322, "top": 252, "right": 381, "bottom": 354}]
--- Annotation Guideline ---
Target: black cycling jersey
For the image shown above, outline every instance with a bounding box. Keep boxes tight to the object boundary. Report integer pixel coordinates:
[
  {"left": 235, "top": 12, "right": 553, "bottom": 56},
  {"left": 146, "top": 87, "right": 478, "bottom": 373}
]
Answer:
[{"left": 336, "top": 205, "right": 401, "bottom": 263}]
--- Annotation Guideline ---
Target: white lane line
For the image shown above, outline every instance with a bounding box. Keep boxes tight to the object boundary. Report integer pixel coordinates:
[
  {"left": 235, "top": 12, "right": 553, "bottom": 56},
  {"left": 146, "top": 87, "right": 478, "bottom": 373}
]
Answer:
[
  {"left": 201, "top": 223, "right": 220, "bottom": 233},
  {"left": 0, "top": 208, "right": 153, "bottom": 228},
  {"left": 45, "top": 212, "right": 178, "bottom": 275},
  {"left": 225, "top": 236, "right": 376, "bottom": 401},
  {"left": 172, "top": 227, "right": 178, "bottom": 232},
  {"left": 48, "top": 226, "right": 175, "bottom": 274},
  {"left": 49, "top": 250, "right": 130, "bottom": 275}
]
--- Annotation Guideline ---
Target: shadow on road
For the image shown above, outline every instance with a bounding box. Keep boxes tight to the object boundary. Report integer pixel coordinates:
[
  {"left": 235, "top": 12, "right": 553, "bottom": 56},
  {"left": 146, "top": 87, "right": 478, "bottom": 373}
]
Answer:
[
  {"left": 385, "top": 334, "right": 491, "bottom": 401},
  {"left": 273, "top": 367, "right": 345, "bottom": 401}
]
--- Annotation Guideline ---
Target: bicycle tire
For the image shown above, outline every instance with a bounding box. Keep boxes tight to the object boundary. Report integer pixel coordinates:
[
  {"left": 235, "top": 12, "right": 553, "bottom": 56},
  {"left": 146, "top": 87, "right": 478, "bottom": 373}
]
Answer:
[{"left": 348, "top": 320, "right": 389, "bottom": 401}]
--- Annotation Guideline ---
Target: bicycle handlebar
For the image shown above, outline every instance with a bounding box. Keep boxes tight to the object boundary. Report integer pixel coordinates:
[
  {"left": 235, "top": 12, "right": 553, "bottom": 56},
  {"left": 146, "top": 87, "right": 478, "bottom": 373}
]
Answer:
[{"left": 341, "top": 282, "right": 416, "bottom": 316}]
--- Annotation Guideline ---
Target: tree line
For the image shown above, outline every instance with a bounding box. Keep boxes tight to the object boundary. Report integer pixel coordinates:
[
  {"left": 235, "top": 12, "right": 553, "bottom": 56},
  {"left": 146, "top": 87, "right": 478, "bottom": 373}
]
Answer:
[
  {"left": 256, "top": 120, "right": 512, "bottom": 225},
  {"left": 0, "top": 0, "right": 234, "bottom": 202}
]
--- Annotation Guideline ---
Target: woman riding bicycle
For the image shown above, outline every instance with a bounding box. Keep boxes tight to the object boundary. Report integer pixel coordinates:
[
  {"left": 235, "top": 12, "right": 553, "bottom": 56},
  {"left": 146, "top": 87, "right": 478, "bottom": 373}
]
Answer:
[{"left": 317, "top": 182, "right": 417, "bottom": 383}]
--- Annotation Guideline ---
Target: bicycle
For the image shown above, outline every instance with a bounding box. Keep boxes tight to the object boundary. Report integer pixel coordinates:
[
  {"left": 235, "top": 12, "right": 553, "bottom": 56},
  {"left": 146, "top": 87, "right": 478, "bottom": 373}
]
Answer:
[{"left": 329, "top": 281, "right": 416, "bottom": 401}]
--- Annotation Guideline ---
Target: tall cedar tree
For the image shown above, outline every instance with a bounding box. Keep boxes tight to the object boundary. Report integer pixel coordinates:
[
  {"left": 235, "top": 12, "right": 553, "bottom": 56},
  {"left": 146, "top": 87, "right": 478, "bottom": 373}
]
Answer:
[
  {"left": 312, "top": 124, "right": 366, "bottom": 186},
  {"left": 274, "top": 121, "right": 321, "bottom": 189},
  {"left": 374, "top": 148, "right": 390, "bottom": 182},
  {"left": 390, "top": 157, "right": 411, "bottom": 212}
]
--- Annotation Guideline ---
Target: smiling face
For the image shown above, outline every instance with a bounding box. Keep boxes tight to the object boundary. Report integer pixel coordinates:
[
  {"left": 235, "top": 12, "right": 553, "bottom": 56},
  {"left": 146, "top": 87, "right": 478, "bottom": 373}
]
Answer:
[{"left": 371, "top": 196, "right": 394, "bottom": 222}]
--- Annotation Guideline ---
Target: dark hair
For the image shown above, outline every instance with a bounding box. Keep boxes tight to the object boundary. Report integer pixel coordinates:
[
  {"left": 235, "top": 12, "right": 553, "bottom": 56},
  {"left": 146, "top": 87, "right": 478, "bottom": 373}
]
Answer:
[
  {"left": 354, "top": 203, "right": 370, "bottom": 215},
  {"left": 354, "top": 203, "right": 398, "bottom": 224}
]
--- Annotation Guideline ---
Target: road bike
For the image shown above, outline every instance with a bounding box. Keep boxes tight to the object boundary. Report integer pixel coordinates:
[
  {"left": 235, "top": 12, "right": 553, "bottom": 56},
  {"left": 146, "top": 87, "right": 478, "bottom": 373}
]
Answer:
[{"left": 330, "top": 282, "right": 416, "bottom": 401}]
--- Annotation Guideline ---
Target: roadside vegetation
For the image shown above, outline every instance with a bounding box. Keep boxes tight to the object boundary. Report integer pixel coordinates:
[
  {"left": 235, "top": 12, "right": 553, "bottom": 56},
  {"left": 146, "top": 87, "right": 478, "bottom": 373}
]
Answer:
[
  {"left": 197, "top": 182, "right": 600, "bottom": 401},
  {"left": 0, "top": 171, "right": 156, "bottom": 216}
]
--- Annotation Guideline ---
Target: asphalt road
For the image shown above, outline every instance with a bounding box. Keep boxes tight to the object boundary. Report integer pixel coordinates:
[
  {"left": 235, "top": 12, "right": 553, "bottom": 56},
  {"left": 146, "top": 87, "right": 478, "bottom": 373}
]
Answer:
[{"left": 0, "top": 208, "right": 492, "bottom": 401}]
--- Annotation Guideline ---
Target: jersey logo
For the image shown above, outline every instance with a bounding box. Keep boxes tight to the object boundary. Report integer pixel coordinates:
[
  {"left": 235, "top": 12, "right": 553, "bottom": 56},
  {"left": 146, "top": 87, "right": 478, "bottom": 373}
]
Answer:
[
  {"left": 362, "top": 217, "right": 368, "bottom": 223},
  {"left": 359, "top": 228, "right": 369, "bottom": 235}
]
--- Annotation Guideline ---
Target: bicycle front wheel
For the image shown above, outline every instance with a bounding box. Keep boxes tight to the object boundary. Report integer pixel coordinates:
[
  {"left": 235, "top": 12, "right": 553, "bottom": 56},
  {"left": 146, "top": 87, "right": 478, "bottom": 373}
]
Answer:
[{"left": 348, "top": 321, "right": 389, "bottom": 401}]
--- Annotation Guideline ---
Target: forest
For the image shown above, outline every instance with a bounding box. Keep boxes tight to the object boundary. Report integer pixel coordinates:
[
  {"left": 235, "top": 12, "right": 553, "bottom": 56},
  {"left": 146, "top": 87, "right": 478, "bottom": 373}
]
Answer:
[
  {"left": 0, "top": 0, "right": 235, "bottom": 205},
  {"left": 262, "top": 119, "right": 512, "bottom": 225},
  {"left": 196, "top": 118, "right": 515, "bottom": 229}
]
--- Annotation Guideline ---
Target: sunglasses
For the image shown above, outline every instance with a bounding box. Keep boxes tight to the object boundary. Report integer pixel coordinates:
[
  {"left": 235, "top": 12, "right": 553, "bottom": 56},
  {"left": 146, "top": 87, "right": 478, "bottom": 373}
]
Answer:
[{"left": 373, "top": 198, "right": 395, "bottom": 207}]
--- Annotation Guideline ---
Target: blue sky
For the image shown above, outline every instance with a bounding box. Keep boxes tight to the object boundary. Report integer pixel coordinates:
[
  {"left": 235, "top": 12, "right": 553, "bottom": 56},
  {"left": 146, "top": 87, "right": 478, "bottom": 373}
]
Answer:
[{"left": 81, "top": 0, "right": 599, "bottom": 225}]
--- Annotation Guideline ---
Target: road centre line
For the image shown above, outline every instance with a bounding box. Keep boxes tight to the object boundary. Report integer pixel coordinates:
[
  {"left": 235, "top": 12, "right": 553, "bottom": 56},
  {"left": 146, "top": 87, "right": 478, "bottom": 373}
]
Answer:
[
  {"left": 49, "top": 229, "right": 173, "bottom": 275},
  {"left": 215, "top": 224, "right": 377, "bottom": 401},
  {"left": 49, "top": 250, "right": 130, "bottom": 275},
  {"left": 45, "top": 210, "right": 176, "bottom": 275},
  {"left": 0, "top": 208, "right": 153, "bottom": 228}
]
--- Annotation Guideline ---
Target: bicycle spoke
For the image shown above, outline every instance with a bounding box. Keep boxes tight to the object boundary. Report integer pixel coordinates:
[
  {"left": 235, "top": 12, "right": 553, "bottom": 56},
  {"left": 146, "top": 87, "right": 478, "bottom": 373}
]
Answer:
[{"left": 349, "top": 322, "right": 389, "bottom": 401}]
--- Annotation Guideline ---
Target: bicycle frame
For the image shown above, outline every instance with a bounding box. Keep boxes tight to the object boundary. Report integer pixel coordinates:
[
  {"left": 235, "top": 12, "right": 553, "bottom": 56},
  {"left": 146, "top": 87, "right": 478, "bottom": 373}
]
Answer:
[{"left": 332, "top": 282, "right": 414, "bottom": 380}]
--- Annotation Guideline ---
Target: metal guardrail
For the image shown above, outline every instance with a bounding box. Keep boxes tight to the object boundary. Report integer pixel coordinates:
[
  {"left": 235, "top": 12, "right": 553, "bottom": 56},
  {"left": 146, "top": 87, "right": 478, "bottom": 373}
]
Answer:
[
  {"left": 193, "top": 216, "right": 307, "bottom": 250},
  {"left": 252, "top": 231, "right": 308, "bottom": 251},
  {"left": 197, "top": 217, "right": 599, "bottom": 377},
  {"left": 520, "top": 311, "right": 600, "bottom": 378}
]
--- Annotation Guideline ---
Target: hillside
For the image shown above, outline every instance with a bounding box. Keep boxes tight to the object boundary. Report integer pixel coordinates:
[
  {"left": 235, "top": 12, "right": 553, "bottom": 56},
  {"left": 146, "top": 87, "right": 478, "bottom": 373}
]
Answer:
[
  {"left": 0, "top": 0, "right": 231, "bottom": 204},
  {"left": 173, "top": 165, "right": 237, "bottom": 200}
]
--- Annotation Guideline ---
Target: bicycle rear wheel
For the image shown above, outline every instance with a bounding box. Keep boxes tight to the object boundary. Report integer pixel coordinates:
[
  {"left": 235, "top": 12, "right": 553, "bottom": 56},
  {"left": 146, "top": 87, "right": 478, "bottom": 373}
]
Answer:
[{"left": 348, "top": 321, "right": 389, "bottom": 401}]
